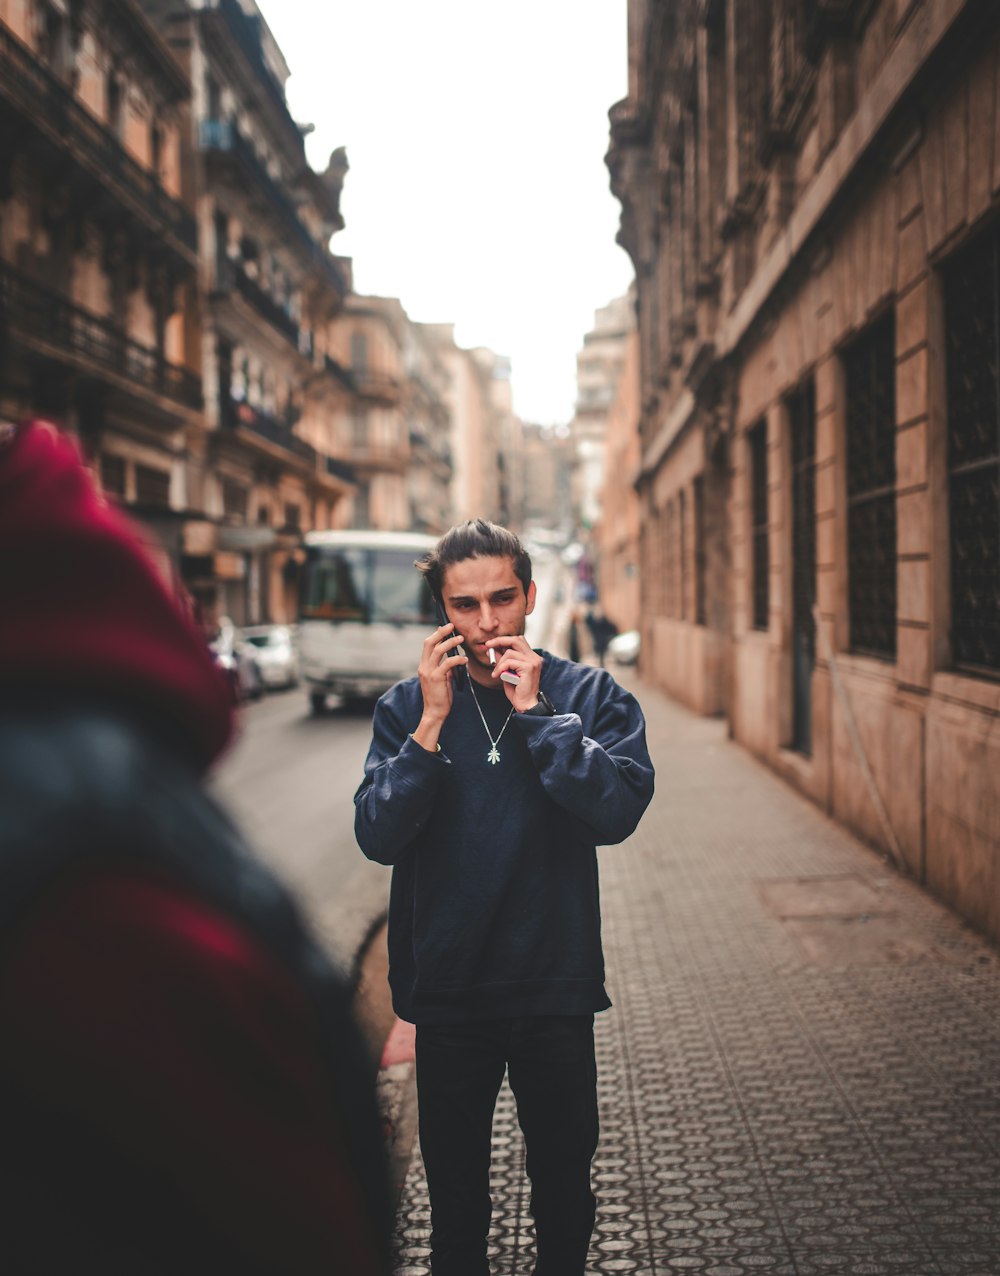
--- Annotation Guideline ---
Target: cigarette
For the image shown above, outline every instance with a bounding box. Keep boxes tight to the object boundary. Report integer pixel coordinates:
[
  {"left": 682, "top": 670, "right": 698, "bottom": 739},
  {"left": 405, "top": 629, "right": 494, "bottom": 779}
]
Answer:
[{"left": 489, "top": 645, "right": 521, "bottom": 683}]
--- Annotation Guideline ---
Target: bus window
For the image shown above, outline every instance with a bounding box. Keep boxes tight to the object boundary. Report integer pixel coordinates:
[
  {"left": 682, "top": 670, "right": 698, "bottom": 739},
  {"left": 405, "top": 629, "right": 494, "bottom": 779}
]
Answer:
[
  {"left": 371, "top": 550, "right": 436, "bottom": 625},
  {"left": 301, "top": 547, "right": 366, "bottom": 621}
]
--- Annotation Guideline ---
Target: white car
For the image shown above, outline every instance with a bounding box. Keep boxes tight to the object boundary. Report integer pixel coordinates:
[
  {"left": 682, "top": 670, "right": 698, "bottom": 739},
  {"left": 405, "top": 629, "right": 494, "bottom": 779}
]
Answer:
[
  {"left": 608, "top": 629, "right": 640, "bottom": 666},
  {"left": 240, "top": 625, "right": 299, "bottom": 690}
]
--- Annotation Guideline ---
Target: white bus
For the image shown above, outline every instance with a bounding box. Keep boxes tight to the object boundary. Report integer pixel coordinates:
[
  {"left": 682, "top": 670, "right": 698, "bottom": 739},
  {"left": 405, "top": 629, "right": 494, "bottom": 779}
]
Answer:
[{"left": 298, "top": 529, "right": 437, "bottom": 713}]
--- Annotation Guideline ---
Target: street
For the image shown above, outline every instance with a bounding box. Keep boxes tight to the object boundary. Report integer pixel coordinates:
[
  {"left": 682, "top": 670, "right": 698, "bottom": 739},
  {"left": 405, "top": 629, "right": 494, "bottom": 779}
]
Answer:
[
  {"left": 210, "top": 687, "right": 387, "bottom": 976},
  {"left": 391, "top": 673, "right": 1000, "bottom": 1275}
]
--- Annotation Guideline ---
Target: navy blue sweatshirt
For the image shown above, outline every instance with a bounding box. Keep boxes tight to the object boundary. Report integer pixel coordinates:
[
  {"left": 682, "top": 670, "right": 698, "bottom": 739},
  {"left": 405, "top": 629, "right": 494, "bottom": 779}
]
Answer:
[{"left": 354, "top": 653, "right": 654, "bottom": 1025}]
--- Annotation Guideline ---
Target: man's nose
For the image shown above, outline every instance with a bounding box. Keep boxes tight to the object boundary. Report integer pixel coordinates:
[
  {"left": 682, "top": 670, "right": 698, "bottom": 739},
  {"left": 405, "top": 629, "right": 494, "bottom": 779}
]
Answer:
[{"left": 480, "top": 604, "right": 499, "bottom": 631}]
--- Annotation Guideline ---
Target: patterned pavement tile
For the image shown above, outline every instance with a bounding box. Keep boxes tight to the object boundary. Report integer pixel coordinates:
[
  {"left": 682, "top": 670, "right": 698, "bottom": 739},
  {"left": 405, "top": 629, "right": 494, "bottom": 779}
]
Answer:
[{"left": 391, "top": 680, "right": 1000, "bottom": 1274}]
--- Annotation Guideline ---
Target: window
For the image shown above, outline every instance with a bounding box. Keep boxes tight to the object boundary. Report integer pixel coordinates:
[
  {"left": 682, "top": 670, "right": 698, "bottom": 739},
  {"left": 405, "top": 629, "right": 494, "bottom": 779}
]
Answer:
[
  {"left": 944, "top": 221, "right": 1000, "bottom": 675},
  {"left": 135, "top": 465, "right": 170, "bottom": 507},
  {"left": 100, "top": 453, "right": 126, "bottom": 499},
  {"left": 679, "top": 488, "right": 688, "bottom": 622},
  {"left": 222, "top": 478, "right": 248, "bottom": 523},
  {"left": 749, "top": 421, "right": 769, "bottom": 630},
  {"left": 282, "top": 502, "right": 300, "bottom": 531},
  {"left": 844, "top": 313, "right": 897, "bottom": 659},
  {"left": 694, "top": 476, "right": 707, "bottom": 626},
  {"left": 351, "top": 332, "right": 368, "bottom": 373},
  {"left": 106, "top": 73, "right": 124, "bottom": 141},
  {"left": 664, "top": 500, "right": 676, "bottom": 618},
  {"left": 351, "top": 410, "right": 369, "bottom": 453}
]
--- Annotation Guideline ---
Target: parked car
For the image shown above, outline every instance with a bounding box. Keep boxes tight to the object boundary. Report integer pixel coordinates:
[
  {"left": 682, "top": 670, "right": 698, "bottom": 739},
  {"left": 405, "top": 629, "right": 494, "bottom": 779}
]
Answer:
[
  {"left": 608, "top": 629, "right": 640, "bottom": 667},
  {"left": 209, "top": 616, "right": 264, "bottom": 703},
  {"left": 240, "top": 624, "right": 299, "bottom": 691}
]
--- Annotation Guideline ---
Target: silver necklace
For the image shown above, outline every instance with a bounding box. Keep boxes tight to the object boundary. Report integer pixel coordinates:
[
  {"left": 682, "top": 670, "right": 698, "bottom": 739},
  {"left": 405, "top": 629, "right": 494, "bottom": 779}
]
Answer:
[{"left": 467, "top": 678, "right": 515, "bottom": 765}]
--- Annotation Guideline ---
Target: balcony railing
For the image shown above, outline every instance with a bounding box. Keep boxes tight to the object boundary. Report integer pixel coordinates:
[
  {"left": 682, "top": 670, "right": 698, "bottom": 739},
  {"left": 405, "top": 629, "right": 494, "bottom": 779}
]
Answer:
[
  {"left": 0, "top": 260, "right": 202, "bottom": 409},
  {"left": 325, "top": 455, "right": 357, "bottom": 484},
  {"left": 199, "top": 118, "right": 346, "bottom": 297},
  {"left": 0, "top": 23, "right": 196, "bottom": 258},
  {"left": 323, "top": 353, "right": 355, "bottom": 389},
  {"left": 201, "top": 0, "right": 302, "bottom": 146},
  {"left": 221, "top": 397, "right": 316, "bottom": 465},
  {"left": 352, "top": 368, "right": 402, "bottom": 402},
  {"left": 214, "top": 258, "right": 301, "bottom": 349}
]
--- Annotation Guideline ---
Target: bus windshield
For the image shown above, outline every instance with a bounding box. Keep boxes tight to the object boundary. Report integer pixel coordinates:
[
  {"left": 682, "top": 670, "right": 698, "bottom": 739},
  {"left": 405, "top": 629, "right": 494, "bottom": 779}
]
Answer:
[{"left": 300, "top": 546, "right": 436, "bottom": 625}]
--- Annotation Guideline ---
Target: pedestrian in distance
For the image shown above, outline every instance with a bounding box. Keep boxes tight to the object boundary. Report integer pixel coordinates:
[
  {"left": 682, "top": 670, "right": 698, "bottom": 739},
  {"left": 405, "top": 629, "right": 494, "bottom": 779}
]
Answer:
[
  {"left": 566, "top": 607, "right": 582, "bottom": 663},
  {"left": 354, "top": 519, "right": 655, "bottom": 1276},
  {"left": 585, "top": 607, "right": 619, "bottom": 668},
  {"left": 0, "top": 420, "right": 391, "bottom": 1276}
]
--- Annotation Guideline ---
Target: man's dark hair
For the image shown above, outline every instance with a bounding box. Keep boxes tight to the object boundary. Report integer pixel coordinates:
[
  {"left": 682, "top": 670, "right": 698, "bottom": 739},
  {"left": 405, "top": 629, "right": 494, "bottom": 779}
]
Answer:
[{"left": 416, "top": 519, "right": 532, "bottom": 601}]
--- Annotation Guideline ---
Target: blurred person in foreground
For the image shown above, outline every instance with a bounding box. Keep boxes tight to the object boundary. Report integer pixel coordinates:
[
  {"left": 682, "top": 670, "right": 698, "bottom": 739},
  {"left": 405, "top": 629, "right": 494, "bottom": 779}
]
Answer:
[
  {"left": 354, "top": 519, "right": 655, "bottom": 1276},
  {"left": 0, "top": 420, "right": 390, "bottom": 1275}
]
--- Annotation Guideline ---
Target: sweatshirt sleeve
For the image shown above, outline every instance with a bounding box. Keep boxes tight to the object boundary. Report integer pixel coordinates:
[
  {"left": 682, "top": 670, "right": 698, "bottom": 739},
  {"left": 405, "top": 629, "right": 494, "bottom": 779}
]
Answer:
[
  {"left": 514, "top": 677, "right": 654, "bottom": 845},
  {"left": 353, "top": 690, "right": 450, "bottom": 866}
]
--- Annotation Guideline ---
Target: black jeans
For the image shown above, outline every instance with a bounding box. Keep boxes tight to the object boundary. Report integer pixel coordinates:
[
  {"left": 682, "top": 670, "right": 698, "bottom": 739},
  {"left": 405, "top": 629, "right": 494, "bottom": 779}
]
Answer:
[{"left": 415, "top": 1015, "right": 599, "bottom": 1276}]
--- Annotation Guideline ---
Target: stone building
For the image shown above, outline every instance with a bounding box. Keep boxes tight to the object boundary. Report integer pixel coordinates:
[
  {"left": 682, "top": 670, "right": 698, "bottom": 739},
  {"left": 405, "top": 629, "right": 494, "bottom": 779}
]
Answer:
[
  {"left": 420, "top": 325, "right": 515, "bottom": 526},
  {"left": 572, "top": 292, "right": 633, "bottom": 532},
  {"left": 404, "top": 318, "right": 454, "bottom": 534},
  {"left": 149, "top": 0, "right": 352, "bottom": 625},
  {"left": 328, "top": 293, "right": 411, "bottom": 531},
  {"left": 596, "top": 323, "right": 642, "bottom": 635},
  {"left": 519, "top": 421, "right": 576, "bottom": 536},
  {"left": 608, "top": 0, "right": 1000, "bottom": 943},
  {"left": 0, "top": 0, "right": 202, "bottom": 580}
]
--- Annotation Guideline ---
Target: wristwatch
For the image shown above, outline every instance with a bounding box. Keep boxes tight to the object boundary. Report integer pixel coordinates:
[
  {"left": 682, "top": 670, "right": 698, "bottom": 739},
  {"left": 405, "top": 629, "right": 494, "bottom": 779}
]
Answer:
[{"left": 521, "top": 690, "right": 556, "bottom": 717}]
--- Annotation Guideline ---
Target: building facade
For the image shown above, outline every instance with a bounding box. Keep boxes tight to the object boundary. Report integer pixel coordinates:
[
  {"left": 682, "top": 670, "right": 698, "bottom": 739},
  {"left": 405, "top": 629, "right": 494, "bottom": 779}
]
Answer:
[
  {"left": 572, "top": 292, "right": 633, "bottom": 532},
  {"left": 421, "top": 325, "right": 514, "bottom": 526},
  {"left": 609, "top": 0, "right": 1000, "bottom": 943},
  {"left": 151, "top": 0, "right": 352, "bottom": 625},
  {"left": 0, "top": 0, "right": 202, "bottom": 582},
  {"left": 596, "top": 323, "right": 642, "bottom": 635}
]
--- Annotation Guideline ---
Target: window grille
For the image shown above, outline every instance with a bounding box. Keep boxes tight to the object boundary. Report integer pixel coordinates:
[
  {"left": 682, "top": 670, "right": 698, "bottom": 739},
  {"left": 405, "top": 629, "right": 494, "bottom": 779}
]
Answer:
[
  {"left": 222, "top": 478, "right": 248, "bottom": 522},
  {"left": 679, "top": 488, "right": 688, "bottom": 622},
  {"left": 100, "top": 453, "right": 126, "bottom": 499},
  {"left": 135, "top": 464, "right": 170, "bottom": 507},
  {"left": 749, "top": 421, "right": 769, "bottom": 630},
  {"left": 694, "top": 475, "right": 707, "bottom": 626},
  {"left": 789, "top": 380, "right": 817, "bottom": 756},
  {"left": 944, "top": 221, "right": 1000, "bottom": 675},
  {"left": 664, "top": 501, "right": 675, "bottom": 618},
  {"left": 844, "top": 313, "right": 897, "bottom": 659}
]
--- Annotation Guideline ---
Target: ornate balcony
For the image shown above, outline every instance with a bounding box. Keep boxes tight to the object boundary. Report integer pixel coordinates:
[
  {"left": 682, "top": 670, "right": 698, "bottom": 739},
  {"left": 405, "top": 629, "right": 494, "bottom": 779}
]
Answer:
[
  {"left": 352, "top": 368, "right": 402, "bottom": 404},
  {"left": 0, "top": 260, "right": 202, "bottom": 410},
  {"left": 199, "top": 119, "right": 347, "bottom": 297},
  {"left": 213, "top": 258, "right": 301, "bottom": 350},
  {"left": 220, "top": 396, "right": 316, "bottom": 468},
  {"left": 0, "top": 22, "right": 196, "bottom": 263}
]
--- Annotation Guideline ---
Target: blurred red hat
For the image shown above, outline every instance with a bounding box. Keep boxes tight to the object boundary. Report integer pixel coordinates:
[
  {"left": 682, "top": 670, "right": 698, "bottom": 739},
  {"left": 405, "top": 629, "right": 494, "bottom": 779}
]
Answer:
[{"left": 0, "top": 421, "right": 233, "bottom": 770}]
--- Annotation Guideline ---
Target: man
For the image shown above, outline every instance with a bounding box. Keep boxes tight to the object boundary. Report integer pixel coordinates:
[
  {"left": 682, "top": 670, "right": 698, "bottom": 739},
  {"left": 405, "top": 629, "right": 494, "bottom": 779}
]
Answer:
[
  {"left": 0, "top": 420, "right": 391, "bottom": 1275},
  {"left": 355, "top": 519, "right": 654, "bottom": 1275}
]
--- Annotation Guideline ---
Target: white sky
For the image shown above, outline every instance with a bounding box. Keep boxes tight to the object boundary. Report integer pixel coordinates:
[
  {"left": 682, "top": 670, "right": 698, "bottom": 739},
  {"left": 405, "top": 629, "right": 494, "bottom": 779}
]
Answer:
[{"left": 255, "top": 0, "right": 634, "bottom": 425}]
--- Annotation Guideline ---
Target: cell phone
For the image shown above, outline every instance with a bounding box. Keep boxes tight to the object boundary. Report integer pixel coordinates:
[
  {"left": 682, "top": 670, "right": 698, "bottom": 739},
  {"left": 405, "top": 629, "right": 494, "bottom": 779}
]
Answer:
[{"left": 436, "top": 598, "right": 468, "bottom": 685}]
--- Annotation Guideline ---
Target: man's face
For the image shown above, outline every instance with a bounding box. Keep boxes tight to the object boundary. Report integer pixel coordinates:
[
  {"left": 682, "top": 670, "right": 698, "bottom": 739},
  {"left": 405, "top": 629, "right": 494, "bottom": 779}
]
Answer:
[{"left": 440, "top": 555, "right": 536, "bottom": 673}]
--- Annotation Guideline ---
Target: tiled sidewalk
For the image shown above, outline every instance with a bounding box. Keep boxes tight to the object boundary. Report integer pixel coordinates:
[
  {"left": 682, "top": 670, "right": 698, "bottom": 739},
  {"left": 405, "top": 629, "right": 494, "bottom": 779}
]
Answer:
[{"left": 392, "top": 677, "right": 1000, "bottom": 1275}]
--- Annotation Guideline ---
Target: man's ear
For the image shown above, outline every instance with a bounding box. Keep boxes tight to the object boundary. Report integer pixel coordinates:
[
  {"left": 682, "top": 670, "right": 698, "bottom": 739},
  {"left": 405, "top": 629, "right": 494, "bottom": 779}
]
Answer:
[{"left": 525, "top": 580, "right": 537, "bottom": 616}]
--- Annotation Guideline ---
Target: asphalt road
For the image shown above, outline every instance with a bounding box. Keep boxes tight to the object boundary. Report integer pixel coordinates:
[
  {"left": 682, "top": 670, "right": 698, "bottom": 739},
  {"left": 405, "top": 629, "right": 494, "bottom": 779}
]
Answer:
[{"left": 210, "top": 687, "right": 388, "bottom": 976}]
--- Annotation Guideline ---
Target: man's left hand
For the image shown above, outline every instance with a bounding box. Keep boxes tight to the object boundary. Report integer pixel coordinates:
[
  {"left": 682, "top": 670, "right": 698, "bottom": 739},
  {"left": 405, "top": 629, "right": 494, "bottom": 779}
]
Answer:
[{"left": 486, "top": 637, "right": 543, "bottom": 711}]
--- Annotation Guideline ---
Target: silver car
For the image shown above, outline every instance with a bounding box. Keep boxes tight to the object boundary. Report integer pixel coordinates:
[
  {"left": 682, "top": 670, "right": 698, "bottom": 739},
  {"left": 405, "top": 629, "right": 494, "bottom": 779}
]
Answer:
[{"left": 240, "top": 624, "right": 299, "bottom": 690}]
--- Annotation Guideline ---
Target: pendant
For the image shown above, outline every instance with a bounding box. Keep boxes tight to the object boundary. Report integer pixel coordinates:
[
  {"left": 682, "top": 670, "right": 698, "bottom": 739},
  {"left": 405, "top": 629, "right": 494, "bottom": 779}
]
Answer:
[{"left": 487, "top": 745, "right": 501, "bottom": 765}]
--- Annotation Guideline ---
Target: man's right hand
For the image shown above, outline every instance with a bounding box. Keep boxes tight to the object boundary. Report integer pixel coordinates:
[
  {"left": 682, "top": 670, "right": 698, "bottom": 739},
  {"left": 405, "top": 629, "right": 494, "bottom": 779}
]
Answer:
[{"left": 412, "top": 623, "right": 467, "bottom": 752}]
